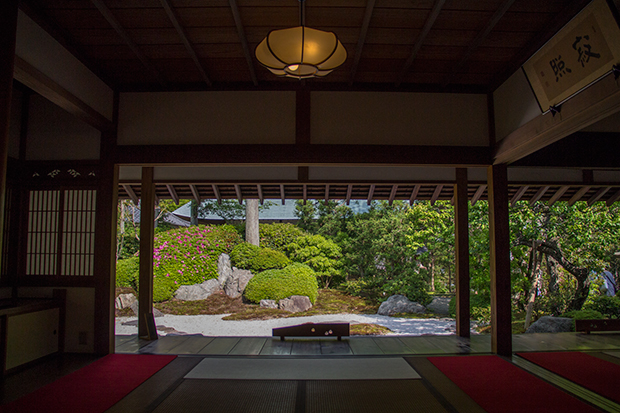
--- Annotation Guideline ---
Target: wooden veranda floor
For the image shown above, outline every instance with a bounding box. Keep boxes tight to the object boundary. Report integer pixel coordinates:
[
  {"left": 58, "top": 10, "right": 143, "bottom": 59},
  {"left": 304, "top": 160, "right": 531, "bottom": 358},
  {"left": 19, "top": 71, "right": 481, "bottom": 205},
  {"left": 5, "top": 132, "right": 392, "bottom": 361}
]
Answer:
[{"left": 116, "top": 332, "right": 620, "bottom": 356}]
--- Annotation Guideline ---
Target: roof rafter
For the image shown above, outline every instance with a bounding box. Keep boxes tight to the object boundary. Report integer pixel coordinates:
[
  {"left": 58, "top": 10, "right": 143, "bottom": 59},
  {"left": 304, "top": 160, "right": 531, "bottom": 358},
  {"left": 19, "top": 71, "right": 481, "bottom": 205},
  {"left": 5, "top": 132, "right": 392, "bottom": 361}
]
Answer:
[
  {"left": 189, "top": 184, "right": 201, "bottom": 203},
  {"left": 430, "top": 185, "right": 443, "bottom": 205},
  {"left": 471, "top": 184, "right": 486, "bottom": 206},
  {"left": 511, "top": 186, "right": 528, "bottom": 206},
  {"left": 166, "top": 184, "right": 179, "bottom": 204},
  {"left": 587, "top": 187, "right": 610, "bottom": 206},
  {"left": 280, "top": 184, "right": 286, "bottom": 205},
  {"left": 257, "top": 184, "right": 264, "bottom": 205},
  {"left": 529, "top": 186, "right": 549, "bottom": 206},
  {"left": 568, "top": 186, "right": 590, "bottom": 206},
  {"left": 345, "top": 185, "right": 352, "bottom": 205},
  {"left": 548, "top": 186, "right": 569, "bottom": 206},
  {"left": 234, "top": 184, "right": 243, "bottom": 204},
  {"left": 367, "top": 184, "right": 375, "bottom": 205},
  {"left": 212, "top": 184, "right": 222, "bottom": 204},
  {"left": 229, "top": 0, "right": 258, "bottom": 86},
  {"left": 349, "top": 0, "right": 376, "bottom": 86},
  {"left": 409, "top": 185, "right": 421, "bottom": 205},
  {"left": 607, "top": 188, "right": 620, "bottom": 206},
  {"left": 122, "top": 184, "right": 139, "bottom": 204},
  {"left": 388, "top": 185, "right": 398, "bottom": 206}
]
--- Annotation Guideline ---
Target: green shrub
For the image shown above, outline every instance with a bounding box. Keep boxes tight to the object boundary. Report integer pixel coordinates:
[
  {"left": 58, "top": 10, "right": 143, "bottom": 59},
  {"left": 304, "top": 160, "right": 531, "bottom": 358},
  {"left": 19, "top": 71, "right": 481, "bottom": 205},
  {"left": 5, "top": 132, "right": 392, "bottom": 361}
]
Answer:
[
  {"left": 244, "top": 263, "right": 319, "bottom": 304},
  {"left": 287, "top": 234, "right": 343, "bottom": 288},
  {"left": 562, "top": 309, "right": 604, "bottom": 320},
  {"left": 231, "top": 242, "right": 290, "bottom": 272},
  {"left": 230, "top": 243, "right": 261, "bottom": 269},
  {"left": 584, "top": 295, "right": 620, "bottom": 319},
  {"left": 381, "top": 270, "right": 431, "bottom": 306},
  {"left": 449, "top": 294, "right": 491, "bottom": 323},
  {"left": 116, "top": 257, "right": 139, "bottom": 289},
  {"left": 260, "top": 223, "right": 306, "bottom": 253}
]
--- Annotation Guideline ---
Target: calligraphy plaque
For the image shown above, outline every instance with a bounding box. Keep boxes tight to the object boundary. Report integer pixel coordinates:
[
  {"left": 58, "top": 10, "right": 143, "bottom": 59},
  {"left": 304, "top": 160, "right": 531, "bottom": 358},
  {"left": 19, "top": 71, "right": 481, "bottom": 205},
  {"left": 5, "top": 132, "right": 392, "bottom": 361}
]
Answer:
[{"left": 523, "top": 0, "right": 620, "bottom": 112}]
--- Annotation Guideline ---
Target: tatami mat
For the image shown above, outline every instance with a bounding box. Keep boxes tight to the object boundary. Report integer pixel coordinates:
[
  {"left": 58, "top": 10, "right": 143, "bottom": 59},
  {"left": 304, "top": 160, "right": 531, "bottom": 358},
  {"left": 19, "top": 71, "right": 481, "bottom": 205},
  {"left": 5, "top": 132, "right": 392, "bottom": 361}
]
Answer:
[
  {"left": 184, "top": 357, "right": 420, "bottom": 380},
  {"left": 604, "top": 351, "right": 620, "bottom": 360}
]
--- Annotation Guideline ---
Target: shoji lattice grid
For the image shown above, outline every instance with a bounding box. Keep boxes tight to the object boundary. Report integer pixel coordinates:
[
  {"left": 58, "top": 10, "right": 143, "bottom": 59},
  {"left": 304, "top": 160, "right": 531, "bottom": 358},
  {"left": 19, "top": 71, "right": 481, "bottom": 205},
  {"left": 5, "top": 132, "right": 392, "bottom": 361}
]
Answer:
[
  {"left": 61, "top": 190, "right": 96, "bottom": 277},
  {"left": 27, "top": 190, "right": 60, "bottom": 276}
]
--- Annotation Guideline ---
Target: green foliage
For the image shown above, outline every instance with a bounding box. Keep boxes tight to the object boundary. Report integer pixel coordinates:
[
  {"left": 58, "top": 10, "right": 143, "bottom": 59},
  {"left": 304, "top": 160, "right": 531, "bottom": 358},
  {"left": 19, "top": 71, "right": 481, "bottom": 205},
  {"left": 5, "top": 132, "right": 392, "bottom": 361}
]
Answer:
[
  {"left": 287, "top": 234, "right": 344, "bottom": 288},
  {"left": 449, "top": 293, "right": 491, "bottom": 323},
  {"left": 562, "top": 309, "right": 604, "bottom": 320},
  {"left": 584, "top": 295, "right": 620, "bottom": 318},
  {"left": 198, "top": 200, "right": 275, "bottom": 224},
  {"left": 294, "top": 200, "right": 318, "bottom": 233},
  {"left": 244, "top": 263, "right": 319, "bottom": 304},
  {"left": 381, "top": 269, "right": 431, "bottom": 306},
  {"left": 259, "top": 223, "right": 306, "bottom": 253},
  {"left": 230, "top": 242, "right": 290, "bottom": 272},
  {"left": 230, "top": 242, "right": 261, "bottom": 269},
  {"left": 115, "top": 256, "right": 139, "bottom": 290}
]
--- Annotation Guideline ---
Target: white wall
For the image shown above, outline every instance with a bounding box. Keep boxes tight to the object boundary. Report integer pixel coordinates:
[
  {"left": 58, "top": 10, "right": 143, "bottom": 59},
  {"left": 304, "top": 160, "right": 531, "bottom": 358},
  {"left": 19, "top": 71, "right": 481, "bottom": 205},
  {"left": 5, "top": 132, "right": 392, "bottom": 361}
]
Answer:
[
  {"left": 493, "top": 70, "right": 541, "bottom": 141},
  {"left": 6, "top": 308, "right": 59, "bottom": 370}
]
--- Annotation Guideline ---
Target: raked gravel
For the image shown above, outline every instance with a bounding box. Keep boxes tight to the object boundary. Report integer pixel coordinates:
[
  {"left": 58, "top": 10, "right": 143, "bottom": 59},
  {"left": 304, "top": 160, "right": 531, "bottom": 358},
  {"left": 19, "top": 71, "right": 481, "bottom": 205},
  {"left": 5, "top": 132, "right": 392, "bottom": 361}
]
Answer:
[{"left": 115, "top": 313, "right": 469, "bottom": 336}]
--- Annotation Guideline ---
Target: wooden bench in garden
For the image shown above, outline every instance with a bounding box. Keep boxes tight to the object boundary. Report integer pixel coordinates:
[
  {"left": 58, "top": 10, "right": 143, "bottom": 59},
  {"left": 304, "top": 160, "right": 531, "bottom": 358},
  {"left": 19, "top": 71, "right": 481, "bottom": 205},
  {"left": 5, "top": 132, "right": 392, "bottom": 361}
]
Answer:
[
  {"left": 273, "top": 323, "right": 350, "bottom": 341},
  {"left": 575, "top": 319, "right": 620, "bottom": 334}
]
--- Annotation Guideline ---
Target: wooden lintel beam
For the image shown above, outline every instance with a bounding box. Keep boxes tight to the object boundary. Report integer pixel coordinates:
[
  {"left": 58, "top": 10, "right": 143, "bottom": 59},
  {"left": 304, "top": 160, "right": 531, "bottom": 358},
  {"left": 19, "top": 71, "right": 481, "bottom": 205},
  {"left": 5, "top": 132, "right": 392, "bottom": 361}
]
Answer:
[
  {"left": 325, "top": 184, "right": 330, "bottom": 204},
  {"left": 160, "top": 0, "right": 211, "bottom": 86},
  {"left": 345, "top": 185, "right": 352, "bottom": 205},
  {"left": 529, "top": 186, "right": 549, "bottom": 206},
  {"left": 397, "top": 0, "right": 445, "bottom": 87},
  {"left": 303, "top": 185, "right": 307, "bottom": 204},
  {"left": 510, "top": 186, "right": 528, "bottom": 207},
  {"left": 388, "top": 185, "right": 398, "bottom": 206},
  {"left": 166, "top": 184, "right": 179, "bottom": 205},
  {"left": 90, "top": 0, "right": 164, "bottom": 86},
  {"left": 13, "top": 57, "right": 113, "bottom": 132},
  {"left": 122, "top": 184, "right": 139, "bottom": 205},
  {"left": 409, "top": 184, "right": 421, "bottom": 205},
  {"left": 548, "top": 186, "right": 569, "bottom": 206},
  {"left": 606, "top": 188, "right": 620, "bottom": 206},
  {"left": 367, "top": 184, "right": 375, "bottom": 205},
  {"left": 212, "top": 184, "right": 222, "bottom": 204},
  {"left": 229, "top": 0, "right": 258, "bottom": 86},
  {"left": 349, "top": 0, "right": 376, "bottom": 86},
  {"left": 189, "top": 184, "right": 201, "bottom": 203},
  {"left": 430, "top": 185, "right": 443, "bottom": 205},
  {"left": 587, "top": 187, "right": 610, "bottom": 206},
  {"left": 471, "top": 184, "right": 486, "bottom": 206},
  {"left": 257, "top": 184, "right": 264, "bottom": 205},
  {"left": 234, "top": 184, "right": 243, "bottom": 204},
  {"left": 568, "top": 186, "right": 590, "bottom": 206},
  {"left": 280, "top": 184, "right": 286, "bottom": 205}
]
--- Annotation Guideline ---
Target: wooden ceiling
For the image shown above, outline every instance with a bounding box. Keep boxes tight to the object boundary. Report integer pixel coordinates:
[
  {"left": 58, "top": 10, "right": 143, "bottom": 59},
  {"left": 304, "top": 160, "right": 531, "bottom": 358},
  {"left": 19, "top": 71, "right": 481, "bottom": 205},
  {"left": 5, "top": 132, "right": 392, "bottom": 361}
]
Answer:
[{"left": 22, "top": 0, "right": 591, "bottom": 92}]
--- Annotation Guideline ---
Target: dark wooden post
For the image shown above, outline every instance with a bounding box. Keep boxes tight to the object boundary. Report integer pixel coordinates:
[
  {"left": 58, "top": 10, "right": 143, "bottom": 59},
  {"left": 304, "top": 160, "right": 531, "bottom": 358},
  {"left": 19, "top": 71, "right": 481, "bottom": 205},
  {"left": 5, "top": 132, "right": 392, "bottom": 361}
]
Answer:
[
  {"left": 487, "top": 164, "right": 512, "bottom": 356},
  {"left": 0, "top": 0, "right": 19, "bottom": 274},
  {"left": 138, "top": 167, "right": 157, "bottom": 339},
  {"left": 455, "top": 168, "right": 470, "bottom": 338}
]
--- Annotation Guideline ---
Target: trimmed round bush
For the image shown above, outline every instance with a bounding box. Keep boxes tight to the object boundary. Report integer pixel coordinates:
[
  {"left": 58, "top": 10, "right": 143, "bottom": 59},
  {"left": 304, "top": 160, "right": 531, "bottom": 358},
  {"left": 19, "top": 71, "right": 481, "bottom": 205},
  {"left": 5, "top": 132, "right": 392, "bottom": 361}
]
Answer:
[
  {"left": 287, "top": 234, "right": 343, "bottom": 287},
  {"left": 116, "top": 256, "right": 139, "bottom": 290},
  {"left": 231, "top": 242, "right": 290, "bottom": 272},
  {"left": 244, "top": 263, "right": 318, "bottom": 304},
  {"left": 230, "top": 243, "right": 261, "bottom": 269},
  {"left": 259, "top": 223, "right": 306, "bottom": 253}
]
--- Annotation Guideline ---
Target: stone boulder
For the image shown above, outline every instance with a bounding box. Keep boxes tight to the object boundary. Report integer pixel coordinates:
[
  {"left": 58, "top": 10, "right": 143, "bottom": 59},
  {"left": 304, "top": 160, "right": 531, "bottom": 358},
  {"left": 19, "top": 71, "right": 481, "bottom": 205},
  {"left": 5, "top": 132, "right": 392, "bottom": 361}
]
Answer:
[
  {"left": 525, "top": 316, "right": 573, "bottom": 333},
  {"left": 279, "top": 295, "right": 312, "bottom": 313},
  {"left": 115, "top": 293, "right": 137, "bottom": 309},
  {"left": 224, "top": 269, "right": 254, "bottom": 299},
  {"left": 174, "top": 278, "right": 221, "bottom": 301},
  {"left": 260, "top": 299, "right": 278, "bottom": 309},
  {"left": 217, "top": 253, "right": 233, "bottom": 287},
  {"left": 426, "top": 297, "right": 451, "bottom": 315},
  {"left": 377, "top": 294, "right": 426, "bottom": 316},
  {"left": 130, "top": 302, "right": 164, "bottom": 318}
]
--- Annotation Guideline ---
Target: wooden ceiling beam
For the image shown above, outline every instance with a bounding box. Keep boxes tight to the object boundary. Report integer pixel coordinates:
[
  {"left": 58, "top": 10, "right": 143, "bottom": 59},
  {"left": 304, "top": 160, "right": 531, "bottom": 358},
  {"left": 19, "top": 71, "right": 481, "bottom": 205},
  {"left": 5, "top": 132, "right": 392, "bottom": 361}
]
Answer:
[
  {"left": 471, "top": 184, "right": 486, "bottom": 206},
  {"left": 443, "top": 0, "right": 516, "bottom": 87},
  {"left": 587, "top": 187, "right": 610, "bottom": 206},
  {"left": 189, "top": 184, "right": 201, "bottom": 203},
  {"left": 122, "top": 184, "right": 139, "bottom": 204},
  {"left": 430, "top": 185, "right": 443, "bottom": 205},
  {"left": 345, "top": 185, "right": 352, "bottom": 205},
  {"left": 349, "top": 0, "right": 375, "bottom": 86},
  {"left": 568, "top": 186, "right": 590, "bottom": 206},
  {"left": 396, "top": 0, "right": 446, "bottom": 87},
  {"left": 409, "top": 185, "right": 421, "bottom": 205},
  {"left": 367, "top": 184, "right": 375, "bottom": 205},
  {"left": 160, "top": 0, "right": 211, "bottom": 87},
  {"left": 229, "top": 0, "right": 258, "bottom": 86},
  {"left": 90, "top": 0, "right": 164, "bottom": 86},
  {"left": 548, "top": 186, "right": 569, "bottom": 207},
  {"left": 234, "top": 184, "right": 243, "bottom": 204},
  {"left": 510, "top": 186, "right": 528, "bottom": 206},
  {"left": 212, "top": 184, "right": 222, "bottom": 204},
  {"left": 606, "top": 188, "right": 620, "bottom": 206},
  {"left": 166, "top": 184, "right": 179, "bottom": 205},
  {"left": 280, "top": 184, "right": 286, "bottom": 205},
  {"left": 257, "top": 184, "right": 264, "bottom": 205},
  {"left": 529, "top": 186, "right": 549, "bottom": 206},
  {"left": 388, "top": 185, "right": 398, "bottom": 206}
]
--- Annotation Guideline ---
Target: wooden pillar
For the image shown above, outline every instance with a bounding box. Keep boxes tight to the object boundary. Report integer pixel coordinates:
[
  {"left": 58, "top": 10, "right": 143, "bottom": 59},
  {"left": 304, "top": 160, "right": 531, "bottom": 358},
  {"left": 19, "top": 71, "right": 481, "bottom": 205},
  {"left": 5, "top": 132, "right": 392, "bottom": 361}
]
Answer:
[
  {"left": 0, "top": 0, "right": 19, "bottom": 274},
  {"left": 454, "top": 168, "right": 470, "bottom": 338},
  {"left": 138, "top": 167, "right": 157, "bottom": 340},
  {"left": 487, "top": 164, "right": 512, "bottom": 356}
]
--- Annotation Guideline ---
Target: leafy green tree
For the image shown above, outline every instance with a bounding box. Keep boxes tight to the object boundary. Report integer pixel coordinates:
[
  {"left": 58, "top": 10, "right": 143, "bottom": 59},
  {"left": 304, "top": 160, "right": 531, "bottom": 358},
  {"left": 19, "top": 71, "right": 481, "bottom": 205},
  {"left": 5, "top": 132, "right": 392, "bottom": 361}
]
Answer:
[
  {"left": 288, "top": 234, "right": 343, "bottom": 288},
  {"left": 294, "top": 200, "right": 318, "bottom": 233}
]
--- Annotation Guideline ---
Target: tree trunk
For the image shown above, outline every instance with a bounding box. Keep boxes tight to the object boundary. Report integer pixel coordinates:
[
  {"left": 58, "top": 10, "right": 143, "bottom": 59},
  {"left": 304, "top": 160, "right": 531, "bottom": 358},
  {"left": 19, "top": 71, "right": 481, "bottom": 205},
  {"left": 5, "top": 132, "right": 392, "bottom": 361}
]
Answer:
[
  {"left": 190, "top": 200, "right": 199, "bottom": 226},
  {"left": 524, "top": 246, "right": 542, "bottom": 330},
  {"left": 246, "top": 199, "right": 260, "bottom": 246}
]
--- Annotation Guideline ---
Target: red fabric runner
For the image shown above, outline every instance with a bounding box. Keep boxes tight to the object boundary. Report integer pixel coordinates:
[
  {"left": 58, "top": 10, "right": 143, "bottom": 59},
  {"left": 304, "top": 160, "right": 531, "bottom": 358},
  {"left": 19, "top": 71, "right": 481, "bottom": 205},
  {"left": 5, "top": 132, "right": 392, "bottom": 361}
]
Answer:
[
  {"left": 428, "top": 355, "right": 599, "bottom": 413},
  {"left": 0, "top": 354, "right": 176, "bottom": 413},
  {"left": 517, "top": 351, "right": 620, "bottom": 403}
]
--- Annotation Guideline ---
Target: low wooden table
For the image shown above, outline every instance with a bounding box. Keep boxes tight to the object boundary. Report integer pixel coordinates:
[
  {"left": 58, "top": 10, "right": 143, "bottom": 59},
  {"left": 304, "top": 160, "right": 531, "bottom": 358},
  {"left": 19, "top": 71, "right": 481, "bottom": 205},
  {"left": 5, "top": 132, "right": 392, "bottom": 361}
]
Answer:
[
  {"left": 273, "top": 322, "right": 350, "bottom": 341},
  {"left": 575, "top": 318, "right": 620, "bottom": 334}
]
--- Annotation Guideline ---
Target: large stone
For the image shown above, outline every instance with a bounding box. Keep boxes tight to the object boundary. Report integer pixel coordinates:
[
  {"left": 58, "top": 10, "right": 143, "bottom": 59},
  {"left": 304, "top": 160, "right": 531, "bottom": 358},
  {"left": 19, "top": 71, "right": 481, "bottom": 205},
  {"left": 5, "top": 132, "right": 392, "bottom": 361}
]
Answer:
[
  {"left": 525, "top": 316, "right": 573, "bottom": 333},
  {"left": 175, "top": 279, "right": 221, "bottom": 301},
  {"left": 130, "top": 302, "right": 164, "bottom": 318},
  {"left": 426, "top": 297, "right": 451, "bottom": 315},
  {"left": 279, "top": 295, "right": 312, "bottom": 313},
  {"left": 218, "top": 253, "right": 233, "bottom": 287},
  {"left": 115, "top": 293, "right": 137, "bottom": 309},
  {"left": 377, "top": 294, "right": 426, "bottom": 316},
  {"left": 224, "top": 269, "right": 254, "bottom": 298},
  {"left": 260, "top": 299, "right": 278, "bottom": 309}
]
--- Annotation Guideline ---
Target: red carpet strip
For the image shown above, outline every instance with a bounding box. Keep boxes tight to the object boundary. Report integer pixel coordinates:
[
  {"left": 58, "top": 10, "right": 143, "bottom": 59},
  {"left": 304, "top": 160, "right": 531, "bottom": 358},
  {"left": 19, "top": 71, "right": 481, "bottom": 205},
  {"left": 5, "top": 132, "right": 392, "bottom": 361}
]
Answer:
[
  {"left": 518, "top": 351, "right": 620, "bottom": 404},
  {"left": 0, "top": 354, "right": 176, "bottom": 413},
  {"left": 428, "top": 355, "right": 599, "bottom": 413}
]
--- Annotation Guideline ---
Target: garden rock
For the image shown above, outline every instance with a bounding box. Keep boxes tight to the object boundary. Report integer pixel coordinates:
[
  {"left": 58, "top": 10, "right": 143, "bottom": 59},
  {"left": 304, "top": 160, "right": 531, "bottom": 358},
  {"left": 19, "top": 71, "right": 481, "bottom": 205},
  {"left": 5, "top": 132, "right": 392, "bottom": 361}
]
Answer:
[
  {"left": 427, "top": 297, "right": 451, "bottom": 315},
  {"left": 279, "top": 295, "right": 312, "bottom": 313},
  {"left": 224, "top": 269, "right": 254, "bottom": 298},
  {"left": 115, "top": 293, "right": 137, "bottom": 309},
  {"left": 217, "top": 253, "right": 233, "bottom": 287},
  {"left": 525, "top": 316, "right": 573, "bottom": 333},
  {"left": 130, "top": 302, "right": 164, "bottom": 318},
  {"left": 377, "top": 294, "right": 426, "bottom": 316},
  {"left": 174, "top": 279, "right": 221, "bottom": 301},
  {"left": 260, "top": 299, "right": 278, "bottom": 309}
]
